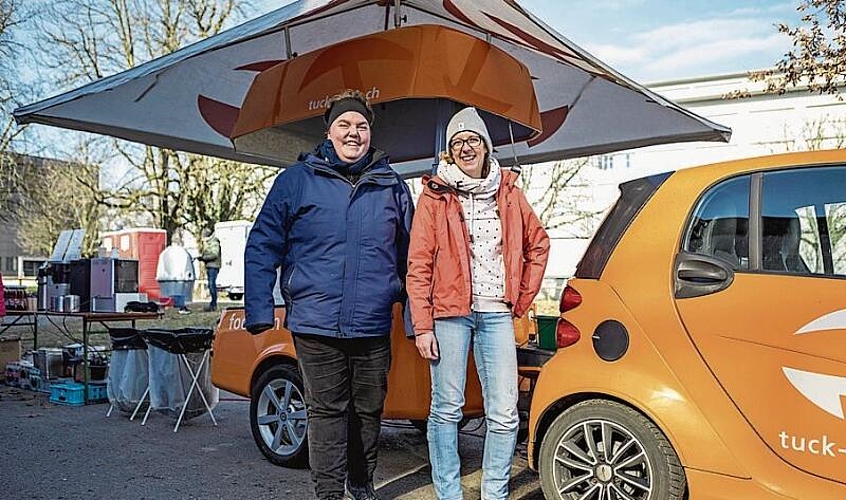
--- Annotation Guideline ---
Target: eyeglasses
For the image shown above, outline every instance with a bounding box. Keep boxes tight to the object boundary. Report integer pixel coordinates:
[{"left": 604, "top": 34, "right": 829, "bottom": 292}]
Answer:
[{"left": 449, "top": 135, "right": 483, "bottom": 152}]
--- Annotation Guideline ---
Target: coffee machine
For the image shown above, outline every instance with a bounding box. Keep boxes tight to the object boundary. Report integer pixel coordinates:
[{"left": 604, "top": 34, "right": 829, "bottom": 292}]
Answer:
[
  {"left": 90, "top": 258, "right": 139, "bottom": 312},
  {"left": 37, "top": 262, "right": 71, "bottom": 311}
]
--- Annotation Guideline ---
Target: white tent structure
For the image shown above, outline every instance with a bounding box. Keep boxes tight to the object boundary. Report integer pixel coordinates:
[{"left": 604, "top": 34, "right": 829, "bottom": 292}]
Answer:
[{"left": 14, "top": 0, "right": 730, "bottom": 176}]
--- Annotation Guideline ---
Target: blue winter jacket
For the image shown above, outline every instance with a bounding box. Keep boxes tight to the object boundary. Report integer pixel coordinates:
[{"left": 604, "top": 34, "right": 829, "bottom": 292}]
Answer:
[{"left": 244, "top": 149, "right": 414, "bottom": 338}]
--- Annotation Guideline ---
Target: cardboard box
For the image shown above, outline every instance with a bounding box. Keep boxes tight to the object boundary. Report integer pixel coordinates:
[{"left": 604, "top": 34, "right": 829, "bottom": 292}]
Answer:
[{"left": 0, "top": 337, "right": 22, "bottom": 380}]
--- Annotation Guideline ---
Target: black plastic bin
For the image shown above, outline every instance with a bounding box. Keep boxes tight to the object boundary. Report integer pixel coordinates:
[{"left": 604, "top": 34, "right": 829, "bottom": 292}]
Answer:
[
  {"left": 108, "top": 327, "right": 147, "bottom": 350},
  {"left": 141, "top": 327, "right": 218, "bottom": 421},
  {"left": 107, "top": 327, "right": 149, "bottom": 413}
]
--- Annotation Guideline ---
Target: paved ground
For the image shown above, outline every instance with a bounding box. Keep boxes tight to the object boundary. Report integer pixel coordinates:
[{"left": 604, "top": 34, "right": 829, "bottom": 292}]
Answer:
[{"left": 0, "top": 385, "right": 545, "bottom": 500}]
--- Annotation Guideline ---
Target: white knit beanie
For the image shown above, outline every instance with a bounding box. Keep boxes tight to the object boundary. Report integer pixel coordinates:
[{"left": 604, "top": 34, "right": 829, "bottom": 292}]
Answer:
[{"left": 446, "top": 107, "right": 492, "bottom": 152}]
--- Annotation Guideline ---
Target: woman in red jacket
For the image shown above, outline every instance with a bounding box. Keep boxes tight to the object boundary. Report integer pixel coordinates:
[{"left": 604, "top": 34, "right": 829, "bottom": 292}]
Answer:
[{"left": 407, "top": 107, "right": 549, "bottom": 500}]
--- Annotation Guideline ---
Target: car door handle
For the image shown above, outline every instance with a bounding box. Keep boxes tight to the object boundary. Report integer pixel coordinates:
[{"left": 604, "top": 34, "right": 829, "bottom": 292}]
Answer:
[
  {"left": 677, "top": 261, "right": 729, "bottom": 283},
  {"left": 674, "top": 253, "right": 735, "bottom": 299}
]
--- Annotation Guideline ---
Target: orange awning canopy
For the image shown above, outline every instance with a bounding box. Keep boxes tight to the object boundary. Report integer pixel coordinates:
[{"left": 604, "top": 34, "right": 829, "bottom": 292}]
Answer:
[{"left": 231, "top": 24, "right": 541, "bottom": 165}]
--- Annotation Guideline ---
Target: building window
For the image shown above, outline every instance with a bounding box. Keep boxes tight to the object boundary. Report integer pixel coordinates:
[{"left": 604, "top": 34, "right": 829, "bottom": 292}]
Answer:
[
  {"left": 22, "top": 260, "right": 44, "bottom": 278},
  {"left": 6, "top": 256, "right": 17, "bottom": 273}
]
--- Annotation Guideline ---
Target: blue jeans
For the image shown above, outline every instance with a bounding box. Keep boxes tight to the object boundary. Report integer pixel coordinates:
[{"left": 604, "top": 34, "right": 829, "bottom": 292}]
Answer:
[
  {"left": 428, "top": 312, "right": 518, "bottom": 500},
  {"left": 172, "top": 294, "right": 185, "bottom": 308},
  {"left": 207, "top": 267, "right": 219, "bottom": 308}
]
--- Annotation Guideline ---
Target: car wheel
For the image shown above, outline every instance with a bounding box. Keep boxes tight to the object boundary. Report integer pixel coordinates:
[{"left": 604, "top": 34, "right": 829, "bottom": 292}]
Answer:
[
  {"left": 250, "top": 364, "right": 309, "bottom": 468},
  {"left": 228, "top": 293, "right": 243, "bottom": 301},
  {"left": 539, "top": 399, "right": 685, "bottom": 500}
]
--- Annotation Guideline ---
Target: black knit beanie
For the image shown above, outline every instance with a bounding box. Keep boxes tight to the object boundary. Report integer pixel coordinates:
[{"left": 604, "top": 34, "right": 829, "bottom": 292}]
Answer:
[{"left": 324, "top": 97, "right": 374, "bottom": 127}]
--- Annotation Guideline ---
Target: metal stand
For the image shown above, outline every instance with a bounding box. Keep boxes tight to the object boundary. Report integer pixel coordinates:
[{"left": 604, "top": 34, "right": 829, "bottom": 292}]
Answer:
[{"left": 141, "top": 350, "right": 217, "bottom": 432}]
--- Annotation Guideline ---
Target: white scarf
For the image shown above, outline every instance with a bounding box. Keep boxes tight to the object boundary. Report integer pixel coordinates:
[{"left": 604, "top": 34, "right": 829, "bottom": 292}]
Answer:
[
  {"left": 437, "top": 157, "right": 501, "bottom": 198},
  {"left": 436, "top": 157, "right": 509, "bottom": 312}
]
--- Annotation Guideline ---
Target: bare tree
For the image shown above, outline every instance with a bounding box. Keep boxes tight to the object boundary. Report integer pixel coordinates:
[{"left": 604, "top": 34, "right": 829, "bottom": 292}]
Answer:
[
  {"left": 750, "top": 0, "right": 846, "bottom": 97},
  {"left": 520, "top": 158, "right": 605, "bottom": 238},
  {"left": 0, "top": 0, "right": 26, "bottom": 222},
  {"left": 31, "top": 0, "right": 276, "bottom": 243},
  {"left": 774, "top": 115, "right": 846, "bottom": 153},
  {"left": 9, "top": 155, "right": 101, "bottom": 256}
]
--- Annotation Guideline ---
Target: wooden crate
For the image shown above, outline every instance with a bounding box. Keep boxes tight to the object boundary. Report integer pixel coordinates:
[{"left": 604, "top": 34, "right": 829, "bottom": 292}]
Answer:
[{"left": 0, "top": 336, "right": 22, "bottom": 380}]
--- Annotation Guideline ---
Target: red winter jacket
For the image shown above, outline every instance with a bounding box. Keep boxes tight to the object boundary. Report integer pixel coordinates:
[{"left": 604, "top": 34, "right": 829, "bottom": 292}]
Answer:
[{"left": 407, "top": 169, "right": 549, "bottom": 334}]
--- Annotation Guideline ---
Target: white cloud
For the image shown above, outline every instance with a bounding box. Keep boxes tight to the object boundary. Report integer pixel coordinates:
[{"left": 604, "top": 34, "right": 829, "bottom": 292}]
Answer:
[
  {"left": 641, "top": 33, "right": 786, "bottom": 78},
  {"left": 581, "top": 14, "right": 792, "bottom": 80}
]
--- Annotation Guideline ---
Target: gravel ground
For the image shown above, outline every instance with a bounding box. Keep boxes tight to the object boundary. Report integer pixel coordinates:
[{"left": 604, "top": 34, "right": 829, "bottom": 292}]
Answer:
[
  {"left": 0, "top": 385, "right": 544, "bottom": 500},
  {"left": 0, "top": 304, "right": 545, "bottom": 500}
]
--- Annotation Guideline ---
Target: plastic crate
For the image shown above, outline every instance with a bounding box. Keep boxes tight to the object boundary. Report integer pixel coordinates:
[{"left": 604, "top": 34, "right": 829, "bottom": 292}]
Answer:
[{"left": 49, "top": 382, "right": 108, "bottom": 406}]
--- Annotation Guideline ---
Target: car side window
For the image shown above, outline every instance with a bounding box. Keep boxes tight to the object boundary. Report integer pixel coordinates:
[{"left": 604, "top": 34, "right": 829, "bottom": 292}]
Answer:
[
  {"left": 761, "top": 166, "right": 846, "bottom": 277},
  {"left": 684, "top": 175, "right": 750, "bottom": 270}
]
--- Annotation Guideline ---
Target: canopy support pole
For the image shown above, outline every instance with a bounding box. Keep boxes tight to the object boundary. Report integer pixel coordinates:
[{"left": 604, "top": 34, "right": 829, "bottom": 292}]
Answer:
[{"left": 394, "top": 0, "right": 403, "bottom": 28}]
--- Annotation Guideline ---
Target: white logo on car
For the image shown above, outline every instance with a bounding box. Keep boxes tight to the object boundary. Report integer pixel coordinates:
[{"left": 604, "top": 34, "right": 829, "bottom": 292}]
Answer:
[
  {"left": 783, "top": 367, "right": 846, "bottom": 420},
  {"left": 783, "top": 309, "right": 846, "bottom": 419},
  {"left": 795, "top": 309, "right": 846, "bottom": 335}
]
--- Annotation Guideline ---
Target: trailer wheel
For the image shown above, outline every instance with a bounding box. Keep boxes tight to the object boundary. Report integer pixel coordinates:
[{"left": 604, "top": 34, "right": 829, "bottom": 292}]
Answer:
[{"left": 250, "top": 365, "right": 309, "bottom": 467}]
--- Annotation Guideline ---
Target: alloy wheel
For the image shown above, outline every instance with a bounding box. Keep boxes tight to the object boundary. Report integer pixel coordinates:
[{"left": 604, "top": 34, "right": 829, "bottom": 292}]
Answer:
[{"left": 551, "top": 419, "right": 653, "bottom": 499}]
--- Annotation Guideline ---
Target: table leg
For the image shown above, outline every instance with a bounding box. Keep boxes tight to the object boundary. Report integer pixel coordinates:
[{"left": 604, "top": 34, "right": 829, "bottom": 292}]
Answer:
[
  {"left": 83, "top": 318, "right": 89, "bottom": 405},
  {"left": 33, "top": 313, "right": 39, "bottom": 350}
]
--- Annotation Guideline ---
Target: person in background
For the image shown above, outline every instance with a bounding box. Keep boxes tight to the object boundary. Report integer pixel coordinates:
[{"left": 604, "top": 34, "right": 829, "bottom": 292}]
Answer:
[
  {"left": 407, "top": 107, "right": 549, "bottom": 500},
  {"left": 244, "top": 89, "right": 413, "bottom": 500},
  {"left": 156, "top": 235, "right": 196, "bottom": 315},
  {"left": 197, "top": 227, "right": 221, "bottom": 312}
]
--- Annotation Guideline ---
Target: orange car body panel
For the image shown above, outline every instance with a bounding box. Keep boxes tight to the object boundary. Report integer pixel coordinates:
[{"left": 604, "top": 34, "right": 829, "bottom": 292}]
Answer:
[
  {"left": 212, "top": 303, "right": 534, "bottom": 420},
  {"left": 529, "top": 150, "right": 846, "bottom": 499}
]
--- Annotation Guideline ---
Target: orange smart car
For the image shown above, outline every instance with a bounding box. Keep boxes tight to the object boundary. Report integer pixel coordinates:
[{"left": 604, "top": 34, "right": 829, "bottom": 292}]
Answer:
[{"left": 529, "top": 150, "right": 846, "bottom": 499}]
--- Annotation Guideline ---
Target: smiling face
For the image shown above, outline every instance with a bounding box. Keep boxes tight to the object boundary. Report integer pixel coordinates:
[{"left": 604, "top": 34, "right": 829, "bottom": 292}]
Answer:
[
  {"left": 449, "top": 131, "right": 488, "bottom": 178},
  {"left": 327, "top": 111, "right": 371, "bottom": 163}
]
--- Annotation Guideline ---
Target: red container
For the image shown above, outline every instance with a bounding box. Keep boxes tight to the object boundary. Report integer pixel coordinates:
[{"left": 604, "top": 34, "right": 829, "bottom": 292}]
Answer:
[{"left": 101, "top": 228, "right": 166, "bottom": 300}]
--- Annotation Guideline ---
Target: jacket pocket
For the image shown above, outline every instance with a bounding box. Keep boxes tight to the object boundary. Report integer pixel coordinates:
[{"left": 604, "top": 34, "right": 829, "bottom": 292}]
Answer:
[{"left": 428, "top": 247, "right": 439, "bottom": 301}]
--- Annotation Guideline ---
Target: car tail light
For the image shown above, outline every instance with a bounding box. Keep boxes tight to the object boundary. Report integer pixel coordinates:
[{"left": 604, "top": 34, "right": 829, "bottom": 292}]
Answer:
[
  {"left": 556, "top": 318, "right": 581, "bottom": 348},
  {"left": 559, "top": 285, "right": 582, "bottom": 313}
]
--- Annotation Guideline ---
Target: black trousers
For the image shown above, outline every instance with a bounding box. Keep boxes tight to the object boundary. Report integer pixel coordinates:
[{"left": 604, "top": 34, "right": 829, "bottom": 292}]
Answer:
[{"left": 293, "top": 333, "right": 392, "bottom": 500}]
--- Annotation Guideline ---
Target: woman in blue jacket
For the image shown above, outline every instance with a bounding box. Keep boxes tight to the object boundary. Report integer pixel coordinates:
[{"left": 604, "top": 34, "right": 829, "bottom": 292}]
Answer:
[{"left": 245, "top": 90, "right": 413, "bottom": 500}]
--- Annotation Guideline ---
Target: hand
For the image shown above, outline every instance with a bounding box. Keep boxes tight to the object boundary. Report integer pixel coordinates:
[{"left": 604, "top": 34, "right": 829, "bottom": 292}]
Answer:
[
  {"left": 247, "top": 323, "right": 273, "bottom": 335},
  {"left": 415, "top": 331, "right": 439, "bottom": 361}
]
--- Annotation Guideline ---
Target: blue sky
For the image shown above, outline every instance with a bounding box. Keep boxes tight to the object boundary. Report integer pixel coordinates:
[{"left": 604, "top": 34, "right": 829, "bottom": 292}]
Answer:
[{"left": 518, "top": 0, "right": 801, "bottom": 82}]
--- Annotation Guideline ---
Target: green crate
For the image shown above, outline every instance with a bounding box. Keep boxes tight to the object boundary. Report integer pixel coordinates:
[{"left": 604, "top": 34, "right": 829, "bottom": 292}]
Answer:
[{"left": 536, "top": 315, "right": 559, "bottom": 351}]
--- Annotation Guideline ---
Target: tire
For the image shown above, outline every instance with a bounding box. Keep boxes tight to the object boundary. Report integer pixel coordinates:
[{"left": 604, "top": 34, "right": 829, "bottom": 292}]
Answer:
[
  {"left": 228, "top": 293, "right": 243, "bottom": 301},
  {"left": 250, "top": 364, "right": 309, "bottom": 468},
  {"left": 538, "top": 399, "right": 686, "bottom": 500}
]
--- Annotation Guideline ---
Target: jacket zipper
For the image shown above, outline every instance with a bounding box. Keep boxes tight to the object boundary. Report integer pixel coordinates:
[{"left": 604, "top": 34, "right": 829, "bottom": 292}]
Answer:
[{"left": 322, "top": 169, "right": 390, "bottom": 337}]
